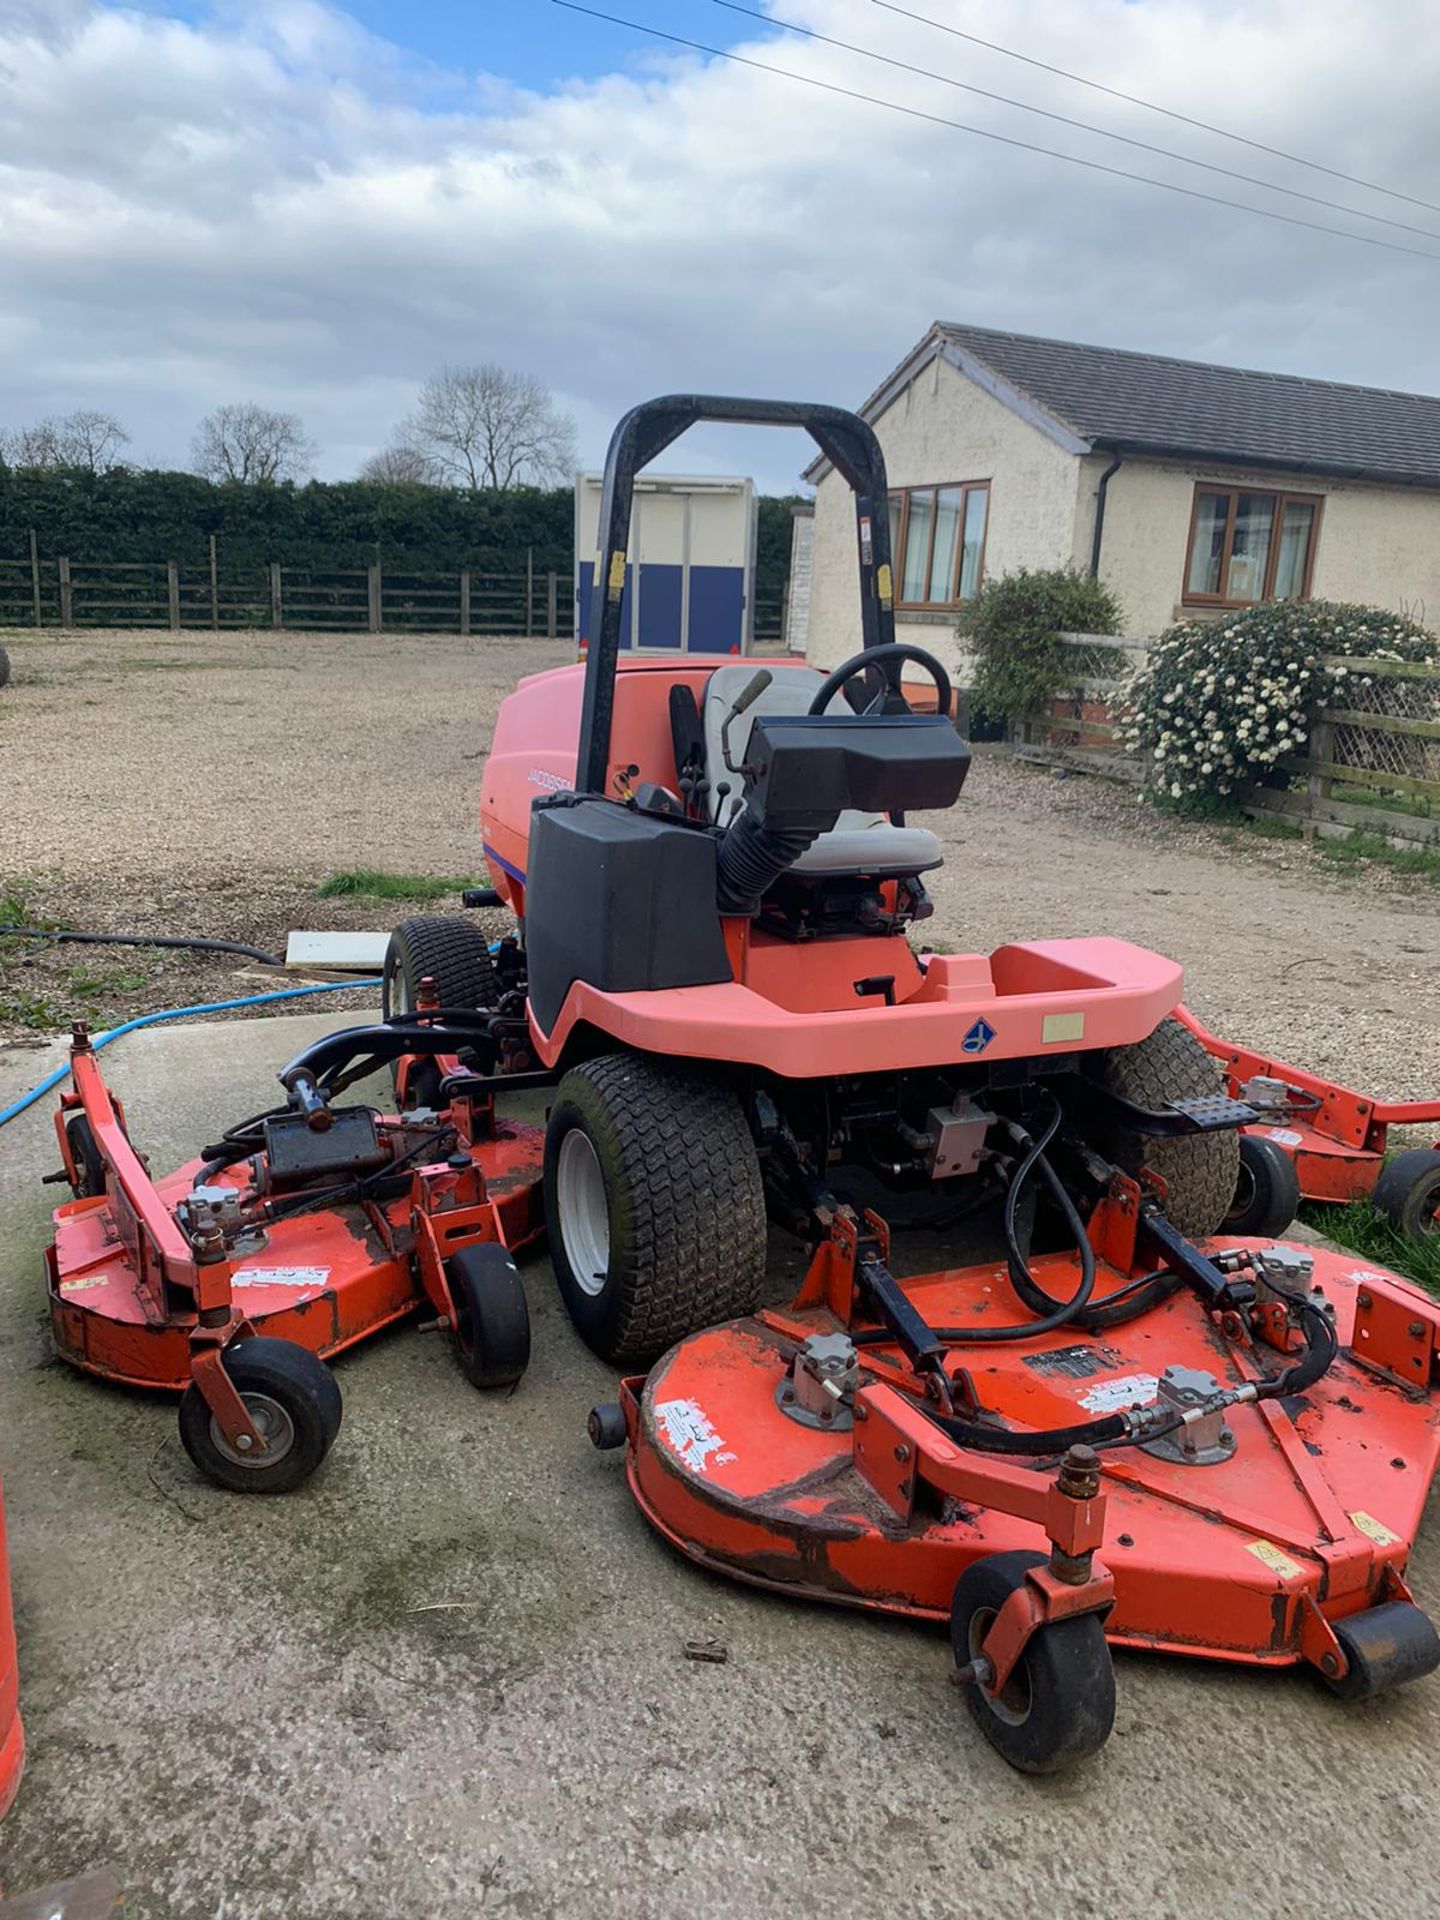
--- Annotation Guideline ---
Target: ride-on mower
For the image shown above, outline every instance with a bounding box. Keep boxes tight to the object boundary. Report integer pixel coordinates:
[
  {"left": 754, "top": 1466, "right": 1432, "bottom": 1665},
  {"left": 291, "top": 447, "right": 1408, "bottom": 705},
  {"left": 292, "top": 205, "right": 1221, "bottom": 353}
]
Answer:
[{"left": 42, "top": 392, "right": 1440, "bottom": 1774}]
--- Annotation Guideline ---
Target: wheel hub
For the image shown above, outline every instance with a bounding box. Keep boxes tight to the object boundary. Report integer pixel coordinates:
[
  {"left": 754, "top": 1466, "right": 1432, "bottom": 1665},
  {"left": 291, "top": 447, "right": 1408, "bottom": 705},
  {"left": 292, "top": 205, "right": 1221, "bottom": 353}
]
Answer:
[
  {"left": 557, "top": 1129, "right": 610, "bottom": 1296},
  {"left": 207, "top": 1392, "right": 295, "bottom": 1469}
]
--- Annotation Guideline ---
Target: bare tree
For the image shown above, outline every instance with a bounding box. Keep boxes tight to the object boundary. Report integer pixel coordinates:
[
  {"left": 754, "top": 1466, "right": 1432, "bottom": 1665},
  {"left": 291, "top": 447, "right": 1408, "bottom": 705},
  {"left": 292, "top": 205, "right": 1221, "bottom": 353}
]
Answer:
[
  {"left": 0, "top": 409, "right": 129, "bottom": 472},
  {"left": 192, "top": 403, "right": 316, "bottom": 483},
  {"left": 401, "top": 364, "right": 576, "bottom": 490},
  {"left": 358, "top": 444, "right": 440, "bottom": 484}
]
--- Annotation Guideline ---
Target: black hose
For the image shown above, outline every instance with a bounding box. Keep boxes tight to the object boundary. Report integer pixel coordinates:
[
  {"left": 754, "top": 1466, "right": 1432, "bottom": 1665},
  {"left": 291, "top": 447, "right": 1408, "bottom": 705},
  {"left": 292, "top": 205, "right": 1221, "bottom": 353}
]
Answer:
[
  {"left": 1259, "top": 1293, "right": 1338, "bottom": 1398},
  {"left": 932, "top": 1409, "right": 1131, "bottom": 1454},
  {"left": 1, "top": 927, "right": 286, "bottom": 966},
  {"left": 715, "top": 810, "right": 819, "bottom": 915}
]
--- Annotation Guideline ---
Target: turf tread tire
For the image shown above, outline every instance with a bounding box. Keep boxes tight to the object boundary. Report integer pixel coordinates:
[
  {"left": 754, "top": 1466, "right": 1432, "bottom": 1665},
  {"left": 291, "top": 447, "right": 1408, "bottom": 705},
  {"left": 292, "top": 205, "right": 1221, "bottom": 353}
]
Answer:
[
  {"left": 544, "top": 1053, "right": 767, "bottom": 1365},
  {"left": 1094, "top": 1016, "right": 1240, "bottom": 1237},
  {"left": 383, "top": 915, "right": 499, "bottom": 1018}
]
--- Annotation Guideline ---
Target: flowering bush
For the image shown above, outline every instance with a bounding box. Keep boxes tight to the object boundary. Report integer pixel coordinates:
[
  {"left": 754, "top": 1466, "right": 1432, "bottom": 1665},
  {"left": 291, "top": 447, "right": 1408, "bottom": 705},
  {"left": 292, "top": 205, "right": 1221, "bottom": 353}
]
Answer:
[
  {"left": 1121, "top": 601, "right": 1438, "bottom": 806},
  {"left": 957, "top": 568, "right": 1124, "bottom": 727}
]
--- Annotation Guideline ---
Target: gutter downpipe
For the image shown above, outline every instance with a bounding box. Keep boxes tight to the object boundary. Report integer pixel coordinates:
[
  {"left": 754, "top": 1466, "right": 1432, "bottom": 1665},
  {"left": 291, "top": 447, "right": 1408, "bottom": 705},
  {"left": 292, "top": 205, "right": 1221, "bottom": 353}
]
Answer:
[{"left": 1089, "top": 448, "right": 1124, "bottom": 578}]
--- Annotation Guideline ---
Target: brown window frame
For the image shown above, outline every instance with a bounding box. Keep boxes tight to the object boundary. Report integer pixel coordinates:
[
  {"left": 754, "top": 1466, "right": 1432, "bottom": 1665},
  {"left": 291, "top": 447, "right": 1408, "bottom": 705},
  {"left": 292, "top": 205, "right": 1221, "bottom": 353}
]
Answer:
[
  {"left": 1181, "top": 484, "right": 1323, "bottom": 608},
  {"left": 889, "top": 481, "right": 990, "bottom": 610}
]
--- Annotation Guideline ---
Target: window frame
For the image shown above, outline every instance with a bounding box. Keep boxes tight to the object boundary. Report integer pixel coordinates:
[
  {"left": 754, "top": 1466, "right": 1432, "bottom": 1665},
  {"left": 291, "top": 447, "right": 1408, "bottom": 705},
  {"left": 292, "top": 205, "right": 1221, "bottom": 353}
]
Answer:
[
  {"left": 889, "top": 480, "right": 991, "bottom": 610},
  {"left": 1181, "top": 483, "right": 1323, "bottom": 608}
]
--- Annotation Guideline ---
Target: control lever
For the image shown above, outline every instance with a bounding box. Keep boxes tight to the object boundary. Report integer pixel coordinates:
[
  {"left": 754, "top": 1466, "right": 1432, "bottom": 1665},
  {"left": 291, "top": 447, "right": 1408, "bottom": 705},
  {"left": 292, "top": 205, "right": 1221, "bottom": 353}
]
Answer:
[
  {"left": 280, "top": 1066, "right": 333, "bottom": 1133},
  {"left": 721, "top": 667, "right": 774, "bottom": 773}
]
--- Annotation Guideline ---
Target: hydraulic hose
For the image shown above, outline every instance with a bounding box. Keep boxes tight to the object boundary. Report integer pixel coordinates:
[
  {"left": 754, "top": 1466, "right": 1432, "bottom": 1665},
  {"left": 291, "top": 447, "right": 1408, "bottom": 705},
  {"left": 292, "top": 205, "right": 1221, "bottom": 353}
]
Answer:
[{"left": 0, "top": 979, "right": 382, "bottom": 1131}]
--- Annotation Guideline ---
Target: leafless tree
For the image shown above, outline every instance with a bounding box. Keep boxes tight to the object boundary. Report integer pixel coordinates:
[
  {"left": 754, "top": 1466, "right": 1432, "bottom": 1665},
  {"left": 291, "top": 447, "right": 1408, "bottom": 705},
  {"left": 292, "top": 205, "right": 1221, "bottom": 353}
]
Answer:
[
  {"left": 0, "top": 409, "right": 129, "bottom": 472},
  {"left": 401, "top": 364, "right": 577, "bottom": 490},
  {"left": 358, "top": 444, "right": 441, "bottom": 484},
  {"left": 191, "top": 403, "right": 317, "bottom": 483}
]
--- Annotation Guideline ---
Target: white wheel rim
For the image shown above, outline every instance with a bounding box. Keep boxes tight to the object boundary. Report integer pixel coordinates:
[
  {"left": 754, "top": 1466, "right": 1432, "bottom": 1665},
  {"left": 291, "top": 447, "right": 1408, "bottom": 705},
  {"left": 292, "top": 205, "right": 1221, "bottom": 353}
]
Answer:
[{"left": 558, "top": 1129, "right": 610, "bottom": 1297}]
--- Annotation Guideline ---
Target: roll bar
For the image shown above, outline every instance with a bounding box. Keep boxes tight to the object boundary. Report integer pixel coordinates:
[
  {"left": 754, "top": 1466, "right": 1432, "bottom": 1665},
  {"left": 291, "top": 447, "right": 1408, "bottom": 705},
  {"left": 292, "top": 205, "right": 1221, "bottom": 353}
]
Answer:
[{"left": 576, "top": 395, "right": 896, "bottom": 796}]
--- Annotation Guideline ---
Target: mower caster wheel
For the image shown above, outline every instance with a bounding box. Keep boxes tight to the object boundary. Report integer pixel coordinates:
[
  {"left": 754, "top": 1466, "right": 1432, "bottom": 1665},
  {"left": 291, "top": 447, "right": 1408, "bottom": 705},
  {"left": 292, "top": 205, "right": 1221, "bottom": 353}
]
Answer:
[
  {"left": 950, "top": 1551, "right": 1115, "bottom": 1774},
  {"left": 1224, "top": 1135, "right": 1302, "bottom": 1237},
  {"left": 1373, "top": 1149, "right": 1440, "bottom": 1239},
  {"left": 447, "top": 1243, "right": 530, "bottom": 1390},
  {"left": 588, "top": 1403, "right": 627, "bottom": 1450},
  {"left": 1324, "top": 1601, "right": 1440, "bottom": 1702},
  {"left": 65, "top": 1113, "right": 106, "bottom": 1199},
  {"left": 178, "top": 1338, "right": 342, "bottom": 1495}
]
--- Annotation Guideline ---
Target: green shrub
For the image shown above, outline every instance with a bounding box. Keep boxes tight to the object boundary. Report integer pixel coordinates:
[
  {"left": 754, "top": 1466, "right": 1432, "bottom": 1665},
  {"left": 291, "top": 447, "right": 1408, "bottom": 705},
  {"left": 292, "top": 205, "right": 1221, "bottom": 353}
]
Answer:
[
  {"left": 956, "top": 568, "right": 1124, "bottom": 727},
  {"left": 1122, "top": 601, "right": 1438, "bottom": 809}
]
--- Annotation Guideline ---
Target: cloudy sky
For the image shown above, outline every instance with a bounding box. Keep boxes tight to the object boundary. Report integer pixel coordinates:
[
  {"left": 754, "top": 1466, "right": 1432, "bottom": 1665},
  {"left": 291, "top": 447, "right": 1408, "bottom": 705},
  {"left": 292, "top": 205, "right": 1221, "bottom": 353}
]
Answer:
[{"left": 2, "top": 0, "right": 1438, "bottom": 488}]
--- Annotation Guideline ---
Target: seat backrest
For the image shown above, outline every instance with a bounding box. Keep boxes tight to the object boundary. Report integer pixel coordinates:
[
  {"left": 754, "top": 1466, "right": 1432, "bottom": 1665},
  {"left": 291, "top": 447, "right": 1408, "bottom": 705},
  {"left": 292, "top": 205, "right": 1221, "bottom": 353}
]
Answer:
[{"left": 704, "top": 664, "right": 881, "bottom": 826}]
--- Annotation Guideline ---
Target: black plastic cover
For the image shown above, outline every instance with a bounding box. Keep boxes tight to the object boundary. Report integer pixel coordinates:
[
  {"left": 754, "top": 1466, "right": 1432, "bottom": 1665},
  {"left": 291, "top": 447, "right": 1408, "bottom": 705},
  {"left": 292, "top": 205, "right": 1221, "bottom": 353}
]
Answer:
[
  {"left": 744, "top": 714, "right": 970, "bottom": 830},
  {"left": 525, "top": 799, "right": 732, "bottom": 1033}
]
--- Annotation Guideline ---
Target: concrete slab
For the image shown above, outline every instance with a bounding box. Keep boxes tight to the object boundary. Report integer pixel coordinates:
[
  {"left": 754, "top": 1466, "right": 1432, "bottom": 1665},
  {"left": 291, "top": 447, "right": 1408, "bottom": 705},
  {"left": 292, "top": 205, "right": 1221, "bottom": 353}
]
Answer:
[{"left": 1, "top": 1014, "right": 1439, "bottom": 1917}]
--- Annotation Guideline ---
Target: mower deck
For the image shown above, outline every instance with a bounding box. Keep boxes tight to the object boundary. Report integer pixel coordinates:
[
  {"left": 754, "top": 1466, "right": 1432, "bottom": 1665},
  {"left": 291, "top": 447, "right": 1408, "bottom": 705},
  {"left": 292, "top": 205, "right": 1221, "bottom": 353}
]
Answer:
[{"left": 621, "top": 1238, "right": 1440, "bottom": 1677}]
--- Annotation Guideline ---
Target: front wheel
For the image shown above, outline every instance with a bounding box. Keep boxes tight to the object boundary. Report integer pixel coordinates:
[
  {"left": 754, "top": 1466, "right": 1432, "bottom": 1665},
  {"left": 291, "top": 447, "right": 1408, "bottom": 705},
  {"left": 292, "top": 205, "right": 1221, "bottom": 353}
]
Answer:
[
  {"left": 1373, "top": 1149, "right": 1440, "bottom": 1239},
  {"left": 447, "top": 1242, "right": 530, "bottom": 1390},
  {"left": 1224, "top": 1134, "right": 1302, "bottom": 1237},
  {"left": 543, "top": 1054, "right": 767, "bottom": 1365},
  {"left": 177, "top": 1338, "right": 342, "bottom": 1494},
  {"left": 950, "top": 1551, "right": 1115, "bottom": 1773}
]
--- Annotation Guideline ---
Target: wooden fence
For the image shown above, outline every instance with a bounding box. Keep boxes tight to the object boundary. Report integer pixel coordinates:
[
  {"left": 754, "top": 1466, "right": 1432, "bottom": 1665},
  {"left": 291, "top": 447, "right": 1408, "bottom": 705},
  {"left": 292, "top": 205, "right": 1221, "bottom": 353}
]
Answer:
[{"left": 1011, "top": 637, "right": 1440, "bottom": 845}]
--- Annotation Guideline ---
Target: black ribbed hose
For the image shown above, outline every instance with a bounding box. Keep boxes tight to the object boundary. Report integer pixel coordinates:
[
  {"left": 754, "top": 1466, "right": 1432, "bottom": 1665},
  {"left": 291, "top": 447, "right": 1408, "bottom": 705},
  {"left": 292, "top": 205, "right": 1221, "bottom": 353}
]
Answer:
[{"left": 714, "top": 810, "right": 820, "bottom": 915}]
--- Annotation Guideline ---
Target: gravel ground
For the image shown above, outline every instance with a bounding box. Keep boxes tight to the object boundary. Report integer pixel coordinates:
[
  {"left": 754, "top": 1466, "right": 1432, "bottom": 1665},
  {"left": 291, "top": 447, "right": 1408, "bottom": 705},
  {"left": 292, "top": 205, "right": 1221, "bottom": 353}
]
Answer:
[{"left": 1, "top": 626, "right": 1436, "bottom": 1105}]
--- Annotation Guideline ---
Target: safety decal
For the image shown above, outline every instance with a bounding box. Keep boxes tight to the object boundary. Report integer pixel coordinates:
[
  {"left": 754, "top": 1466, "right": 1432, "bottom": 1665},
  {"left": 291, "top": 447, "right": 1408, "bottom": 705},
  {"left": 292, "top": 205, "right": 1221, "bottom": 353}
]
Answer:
[
  {"left": 1247, "top": 1540, "right": 1304, "bottom": 1581},
  {"left": 1266, "top": 1127, "right": 1303, "bottom": 1148},
  {"left": 59, "top": 1273, "right": 112, "bottom": 1293},
  {"left": 1349, "top": 1510, "right": 1400, "bottom": 1547},
  {"left": 232, "top": 1266, "right": 330, "bottom": 1289},
  {"left": 654, "top": 1398, "right": 737, "bottom": 1474},
  {"left": 1078, "top": 1373, "right": 1157, "bottom": 1414},
  {"left": 961, "top": 1017, "right": 997, "bottom": 1056},
  {"left": 1024, "top": 1343, "right": 1127, "bottom": 1381}
]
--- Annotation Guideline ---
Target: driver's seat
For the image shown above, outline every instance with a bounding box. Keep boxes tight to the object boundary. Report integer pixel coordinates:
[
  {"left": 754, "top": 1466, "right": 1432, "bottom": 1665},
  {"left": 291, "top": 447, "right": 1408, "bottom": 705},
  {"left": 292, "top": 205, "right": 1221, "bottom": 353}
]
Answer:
[{"left": 700, "top": 664, "right": 944, "bottom": 877}]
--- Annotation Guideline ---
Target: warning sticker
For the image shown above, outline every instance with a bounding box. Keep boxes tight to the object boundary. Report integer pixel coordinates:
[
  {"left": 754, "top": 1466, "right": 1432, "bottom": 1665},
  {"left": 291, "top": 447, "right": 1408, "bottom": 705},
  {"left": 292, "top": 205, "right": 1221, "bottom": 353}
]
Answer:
[
  {"left": 1025, "top": 1343, "right": 1127, "bottom": 1381},
  {"left": 1267, "top": 1127, "right": 1303, "bottom": 1148},
  {"left": 231, "top": 1266, "right": 330, "bottom": 1289},
  {"left": 59, "top": 1272, "right": 112, "bottom": 1293},
  {"left": 1078, "top": 1372, "right": 1157, "bottom": 1415},
  {"left": 1349, "top": 1510, "right": 1400, "bottom": 1547},
  {"left": 1248, "top": 1539, "right": 1305, "bottom": 1581},
  {"left": 654, "top": 1398, "right": 736, "bottom": 1474}
]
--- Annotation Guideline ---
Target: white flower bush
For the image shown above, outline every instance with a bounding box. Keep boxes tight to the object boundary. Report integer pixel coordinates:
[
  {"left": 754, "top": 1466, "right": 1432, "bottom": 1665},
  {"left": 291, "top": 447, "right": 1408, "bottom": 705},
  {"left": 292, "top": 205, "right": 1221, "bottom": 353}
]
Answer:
[{"left": 1121, "top": 601, "right": 1438, "bottom": 808}]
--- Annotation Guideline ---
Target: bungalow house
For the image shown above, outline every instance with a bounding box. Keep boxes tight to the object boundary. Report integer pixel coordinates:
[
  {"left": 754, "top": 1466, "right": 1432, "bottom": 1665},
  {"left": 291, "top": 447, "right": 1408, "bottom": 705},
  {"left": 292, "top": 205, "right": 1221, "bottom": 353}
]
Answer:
[{"left": 797, "top": 323, "right": 1440, "bottom": 666}]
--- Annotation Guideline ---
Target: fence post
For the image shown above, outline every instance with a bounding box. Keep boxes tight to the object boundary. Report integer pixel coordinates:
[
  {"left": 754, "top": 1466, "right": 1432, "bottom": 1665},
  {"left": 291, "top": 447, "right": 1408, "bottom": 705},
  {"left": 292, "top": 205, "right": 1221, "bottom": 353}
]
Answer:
[
  {"left": 525, "top": 548, "right": 534, "bottom": 637},
  {"left": 546, "top": 571, "right": 558, "bottom": 640},
  {"left": 270, "top": 562, "right": 283, "bottom": 630},
  {"left": 368, "top": 560, "right": 382, "bottom": 634},
  {"left": 209, "top": 534, "right": 219, "bottom": 632},
  {"left": 459, "top": 570, "right": 470, "bottom": 637},
  {"left": 28, "top": 529, "right": 42, "bottom": 628},
  {"left": 1305, "top": 713, "right": 1334, "bottom": 844},
  {"left": 58, "top": 556, "right": 73, "bottom": 629},
  {"left": 167, "top": 560, "right": 180, "bottom": 631}
]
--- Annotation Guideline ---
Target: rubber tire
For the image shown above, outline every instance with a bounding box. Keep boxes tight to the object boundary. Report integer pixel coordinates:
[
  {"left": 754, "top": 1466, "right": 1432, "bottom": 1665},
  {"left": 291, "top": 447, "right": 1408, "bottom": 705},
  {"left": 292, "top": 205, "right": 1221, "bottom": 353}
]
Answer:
[
  {"left": 543, "top": 1053, "right": 767, "bottom": 1365},
  {"left": 448, "top": 1242, "right": 530, "bottom": 1389},
  {"left": 1093, "top": 1016, "right": 1240, "bottom": 1236},
  {"left": 66, "top": 1113, "right": 106, "bottom": 1199},
  {"left": 1372, "top": 1149, "right": 1440, "bottom": 1239},
  {"left": 177, "top": 1338, "right": 342, "bottom": 1494},
  {"left": 383, "top": 915, "right": 499, "bottom": 1106},
  {"left": 1325, "top": 1600, "right": 1440, "bottom": 1702},
  {"left": 1224, "top": 1134, "right": 1302, "bottom": 1237},
  {"left": 588, "top": 1402, "right": 627, "bottom": 1450},
  {"left": 950, "top": 1550, "right": 1115, "bottom": 1774}
]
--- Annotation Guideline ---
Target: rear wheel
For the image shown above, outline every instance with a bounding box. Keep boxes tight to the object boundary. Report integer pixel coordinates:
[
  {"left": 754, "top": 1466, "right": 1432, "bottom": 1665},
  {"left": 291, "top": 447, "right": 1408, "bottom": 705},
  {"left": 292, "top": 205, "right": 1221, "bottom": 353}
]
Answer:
[
  {"left": 447, "top": 1242, "right": 530, "bottom": 1389},
  {"left": 177, "top": 1338, "right": 342, "bottom": 1494},
  {"left": 383, "top": 915, "right": 499, "bottom": 1107},
  {"left": 950, "top": 1551, "right": 1115, "bottom": 1773},
  {"left": 1373, "top": 1149, "right": 1440, "bottom": 1239},
  {"left": 1224, "top": 1134, "right": 1302, "bottom": 1237},
  {"left": 1094, "top": 1017, "right": 1240, "bottom": 1236},
  {"left": 543, "top": 1053, "right": 767, "bottom": 1364}
]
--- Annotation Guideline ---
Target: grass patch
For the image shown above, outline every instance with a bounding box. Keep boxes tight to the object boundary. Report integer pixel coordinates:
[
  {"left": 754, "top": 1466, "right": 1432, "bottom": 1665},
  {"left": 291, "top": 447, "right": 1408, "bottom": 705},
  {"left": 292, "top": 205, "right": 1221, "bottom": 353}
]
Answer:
[
  {"left": 317, "top": 869, "right": 471, "bottom": 904},
  {"left": 1311, "top": 828, "right": 1440, "bottom": 883},
  {"left": 1301, "top": 1199, "right": 1440, "bottom": 1296}
]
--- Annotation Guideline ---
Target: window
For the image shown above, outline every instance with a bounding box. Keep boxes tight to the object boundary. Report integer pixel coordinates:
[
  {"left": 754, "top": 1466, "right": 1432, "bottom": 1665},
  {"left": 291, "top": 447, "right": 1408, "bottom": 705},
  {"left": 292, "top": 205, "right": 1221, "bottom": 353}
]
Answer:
[
  {"left": 1183, "top": 485, "right": 1321, "bottom": 606},
  {"left": 889, "top": 482, "right": 989, "bottom": 608}
]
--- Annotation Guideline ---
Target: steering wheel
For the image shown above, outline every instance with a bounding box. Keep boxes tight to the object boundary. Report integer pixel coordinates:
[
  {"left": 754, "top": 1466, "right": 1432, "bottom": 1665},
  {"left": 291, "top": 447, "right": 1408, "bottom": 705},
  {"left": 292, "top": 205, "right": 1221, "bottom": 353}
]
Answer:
[{"left": 806, "top": 642, "right": 951, "bottom": 719}]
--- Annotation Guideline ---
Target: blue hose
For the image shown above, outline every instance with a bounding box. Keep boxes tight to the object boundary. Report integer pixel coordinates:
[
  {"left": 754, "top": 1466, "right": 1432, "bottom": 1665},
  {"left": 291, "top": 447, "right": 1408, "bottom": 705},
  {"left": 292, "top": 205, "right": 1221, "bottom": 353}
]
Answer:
[{"left": 0, "top": 978, "right": 383, "bottom": 1130}]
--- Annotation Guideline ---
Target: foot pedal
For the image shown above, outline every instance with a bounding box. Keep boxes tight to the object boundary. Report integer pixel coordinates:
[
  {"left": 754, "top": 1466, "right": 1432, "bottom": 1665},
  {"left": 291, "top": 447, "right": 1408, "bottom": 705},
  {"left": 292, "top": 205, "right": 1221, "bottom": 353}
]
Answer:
[{"left": 1166, "top": 1094, "right": 1258, "bottom": 1132}]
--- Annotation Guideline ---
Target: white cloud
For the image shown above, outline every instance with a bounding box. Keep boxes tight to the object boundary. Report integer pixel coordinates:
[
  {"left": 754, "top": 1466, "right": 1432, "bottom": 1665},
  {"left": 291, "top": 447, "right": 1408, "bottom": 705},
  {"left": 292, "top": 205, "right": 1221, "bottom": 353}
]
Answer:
[{"left": 0, "top": 0, "right": 1437, "bottom": 484}]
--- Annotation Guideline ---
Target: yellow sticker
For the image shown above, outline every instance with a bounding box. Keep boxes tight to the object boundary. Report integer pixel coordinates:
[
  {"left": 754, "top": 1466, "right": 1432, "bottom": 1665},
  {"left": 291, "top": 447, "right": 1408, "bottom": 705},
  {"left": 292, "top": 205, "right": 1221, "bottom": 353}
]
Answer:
[
  {"left": 876, "top": 562, "right": 893, "bottom": 604},
  {"left": 60, "top": 1273, "right": 111, "bottom": 1293},
  {"left": 1349, "top": 1510, "right": 1400, "bottom": 1547},
  {"left": 1247, "top": 1539, "right": 1304, "bottom": 1580},
  {"left": 1042, "top": 1012, "right": 1086, "bottom": 1044},
  {"left": 606, "top": 549, "right": 627, "bottom": 596}
]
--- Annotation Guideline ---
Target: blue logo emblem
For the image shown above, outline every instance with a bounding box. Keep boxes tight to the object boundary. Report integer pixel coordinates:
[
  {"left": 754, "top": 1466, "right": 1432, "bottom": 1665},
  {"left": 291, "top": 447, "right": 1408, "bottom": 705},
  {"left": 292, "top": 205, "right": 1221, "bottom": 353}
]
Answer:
[{"left": 962, "top": 1017, "right": 997, "bottom": 1055}]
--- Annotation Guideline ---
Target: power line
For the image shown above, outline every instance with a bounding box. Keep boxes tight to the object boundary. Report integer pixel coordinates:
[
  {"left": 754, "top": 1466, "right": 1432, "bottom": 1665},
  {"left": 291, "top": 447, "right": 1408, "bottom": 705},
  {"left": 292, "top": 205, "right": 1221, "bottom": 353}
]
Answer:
[
  {"left": 712, "top": 0, "right": 1440, "bottom": 244},
  {"left": 873, "top": 0, "right": 1440, "bottom": 222},
  {"left": 551, "top": 2, "right": 1440, "bottom": 264}
]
